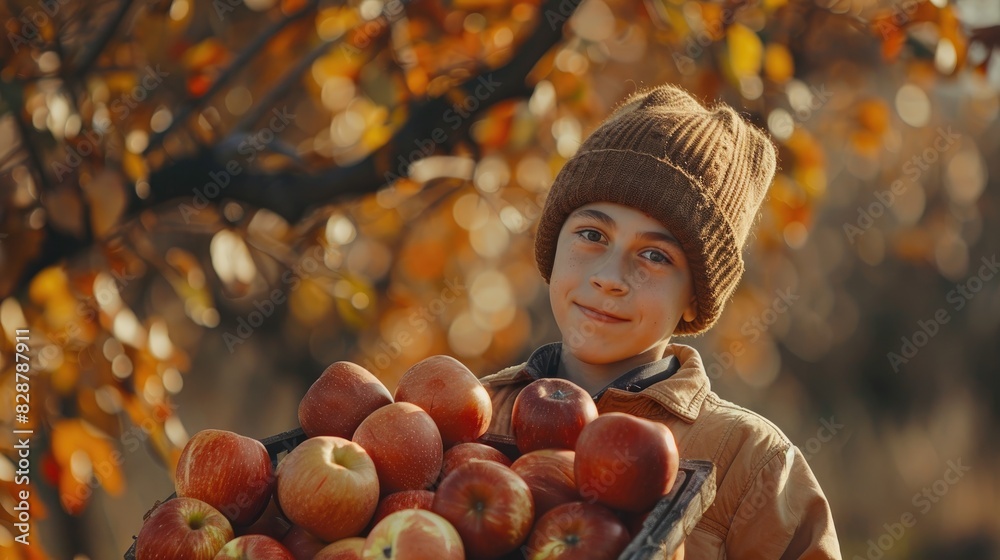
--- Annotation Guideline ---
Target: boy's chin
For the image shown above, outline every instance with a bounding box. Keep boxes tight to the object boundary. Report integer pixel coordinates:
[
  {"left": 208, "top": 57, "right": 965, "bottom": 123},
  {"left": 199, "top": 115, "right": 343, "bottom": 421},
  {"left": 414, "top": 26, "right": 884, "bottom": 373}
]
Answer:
[{"left": 561, "top": 344, "right": 628, "bottom": 366}]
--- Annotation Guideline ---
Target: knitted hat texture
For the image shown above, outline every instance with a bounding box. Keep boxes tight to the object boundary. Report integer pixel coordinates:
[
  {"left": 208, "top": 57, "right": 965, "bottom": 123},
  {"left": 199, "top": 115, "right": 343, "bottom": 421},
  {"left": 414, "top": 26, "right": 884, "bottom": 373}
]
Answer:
[{"left": 534, "top": 84, "right": 778, "bottom": 335}]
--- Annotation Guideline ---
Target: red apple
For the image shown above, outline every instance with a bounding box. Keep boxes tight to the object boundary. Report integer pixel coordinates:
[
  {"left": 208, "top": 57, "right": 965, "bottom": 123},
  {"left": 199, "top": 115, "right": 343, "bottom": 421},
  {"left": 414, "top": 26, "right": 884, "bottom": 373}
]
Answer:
[
  {"left": 524, "top": 501, "right": 630, "bottom": 560},
  {"left": 432, "top": 461, "right": 534, "bottom": 560},
  {"left": 393, "top": 355, "right": 492, "bottom": 446},
  {"left": 281, "top": 524, "right": 326, "bottom": 560},
  {"left": 372, "top": 490, "right": 435, "bottom": 527},
  {"left": 510, "top": 449, "right": 579, "bottom": 517},
  {"left": 512, "top": 378, "right": 598, "bottom": 454},
  {"left": 299, "top": 361, "right": 393, "bottom": 439},
  {"left": 440, "top": 442, "right": 512, "bottom": 482},
  {"left": 363, "top": 510, "right": 464, "bottom": 560},
  {"left": 352, "top": 402, "right": 443, "bottom": 494},
  {"left": 574, "top": 412, "right": 679, "bottom": 512},
  {"left": 213, "top": 534, "right": 294, "bottom": 559},
  {"left": 175, "top": 429, "right": 274, "bottom": 526},
  {"left": 136, "top": 497, "right": 233, "bottom": 560},
  {"left": 276, "top": 436, "right": 379, "bottom": 542},
  {"left": 235, "top": 496, "right": 291, "bottom": 540},
  {"left": 314, "top": 537, "right": 365, "bottom": 560}
]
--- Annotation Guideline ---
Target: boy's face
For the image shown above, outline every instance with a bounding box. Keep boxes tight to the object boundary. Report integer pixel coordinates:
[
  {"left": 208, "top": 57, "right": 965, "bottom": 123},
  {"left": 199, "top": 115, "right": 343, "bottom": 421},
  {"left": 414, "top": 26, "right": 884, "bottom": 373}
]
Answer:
[{"left": 549, "top": 202, "right": 697, "bottom": 366}]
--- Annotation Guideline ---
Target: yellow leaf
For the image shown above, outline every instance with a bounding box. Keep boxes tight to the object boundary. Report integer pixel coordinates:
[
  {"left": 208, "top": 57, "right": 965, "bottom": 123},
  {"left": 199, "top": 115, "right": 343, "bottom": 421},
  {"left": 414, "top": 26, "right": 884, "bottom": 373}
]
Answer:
[
  {"left": 856, "top": 98, "right": 890, "bottom": 135},
  {"left": 59, "top": 467, "right": 90, "bottom": 515},
  {"left": 290, "top": 277, "right": 334, "bottom": 326},
  {"left": 123, "top": 150, "right": 148, "bottom": 182},
  {"left": 51, "top": 360, "right": 80, "bottom": 395},
  {"left": 764, "top": 43, "right": 794, "bottom": 83},
  {"left": 183, "top": 39, "right": 228, "bottom": 71},
  {"left": 51, "top": 419, "right": 125, "bottom": 513},
  {"left": 28, "top": 267, "right": 69, "bottom": 304},
  {"left": 727, "top": 24, "right": 763, "bottom": 78}
]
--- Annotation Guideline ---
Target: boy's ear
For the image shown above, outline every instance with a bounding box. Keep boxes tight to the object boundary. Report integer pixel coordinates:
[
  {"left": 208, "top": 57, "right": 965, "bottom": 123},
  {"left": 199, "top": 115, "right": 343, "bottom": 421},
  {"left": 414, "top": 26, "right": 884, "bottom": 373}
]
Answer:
[{"left": 682, "top": 296, "right": 697, "bottom": 323}]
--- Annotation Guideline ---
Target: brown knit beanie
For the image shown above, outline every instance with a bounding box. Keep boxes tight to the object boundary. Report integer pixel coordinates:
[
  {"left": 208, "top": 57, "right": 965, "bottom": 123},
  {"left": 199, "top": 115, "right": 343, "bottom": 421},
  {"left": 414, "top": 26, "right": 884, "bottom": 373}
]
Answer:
[{"left": 534, "top": 84, "right": 778, "bottom": 336}]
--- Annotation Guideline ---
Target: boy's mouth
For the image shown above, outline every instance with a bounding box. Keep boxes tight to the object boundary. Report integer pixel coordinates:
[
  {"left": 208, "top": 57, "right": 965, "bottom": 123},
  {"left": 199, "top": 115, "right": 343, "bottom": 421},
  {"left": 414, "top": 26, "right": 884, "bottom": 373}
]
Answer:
[{"left": 575, "top": 303, "right": 629, "bottom": 323}]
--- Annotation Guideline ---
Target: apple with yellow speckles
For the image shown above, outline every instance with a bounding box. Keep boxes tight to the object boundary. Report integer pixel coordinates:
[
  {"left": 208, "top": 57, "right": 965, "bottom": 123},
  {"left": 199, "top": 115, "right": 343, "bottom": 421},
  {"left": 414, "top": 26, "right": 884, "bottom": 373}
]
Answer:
[{"left": 431, "top": 461, "right": 534, "bottom": 560}]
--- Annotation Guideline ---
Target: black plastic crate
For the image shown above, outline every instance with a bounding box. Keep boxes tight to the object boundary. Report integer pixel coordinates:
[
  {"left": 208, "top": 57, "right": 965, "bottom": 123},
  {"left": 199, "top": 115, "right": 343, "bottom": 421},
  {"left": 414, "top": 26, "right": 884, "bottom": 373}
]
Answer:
[{"left": 125, "top": 427, "right": 715, "bottom": 559}]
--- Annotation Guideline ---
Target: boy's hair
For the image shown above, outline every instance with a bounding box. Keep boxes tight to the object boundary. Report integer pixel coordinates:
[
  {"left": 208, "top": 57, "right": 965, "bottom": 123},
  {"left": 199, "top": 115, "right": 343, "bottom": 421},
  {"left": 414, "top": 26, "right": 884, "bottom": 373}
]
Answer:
[{"left": 533, "top": 84, "right": 778, "bottom": 336}]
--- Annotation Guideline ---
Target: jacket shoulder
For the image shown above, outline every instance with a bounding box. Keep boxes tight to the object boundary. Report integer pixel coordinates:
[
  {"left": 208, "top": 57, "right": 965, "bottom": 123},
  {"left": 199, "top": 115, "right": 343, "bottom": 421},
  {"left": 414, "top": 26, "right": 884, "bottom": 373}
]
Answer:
[{"left": 695, "top": 392, "right": 794, "bottom": 465}]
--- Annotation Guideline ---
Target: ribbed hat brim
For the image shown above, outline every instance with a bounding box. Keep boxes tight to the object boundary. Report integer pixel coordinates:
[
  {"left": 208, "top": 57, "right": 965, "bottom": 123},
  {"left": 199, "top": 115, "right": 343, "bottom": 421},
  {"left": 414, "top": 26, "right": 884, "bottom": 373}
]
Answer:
[{"left": 534, "top": 148, "right": 745, "bottom": 336}]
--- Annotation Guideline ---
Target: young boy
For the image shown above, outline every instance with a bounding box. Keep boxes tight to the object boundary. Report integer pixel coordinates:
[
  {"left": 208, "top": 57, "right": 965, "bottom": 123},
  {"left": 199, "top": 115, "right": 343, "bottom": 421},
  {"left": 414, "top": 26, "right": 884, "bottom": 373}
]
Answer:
[{"left": 479, "top": 84, "right": 842, "bottom": 559}]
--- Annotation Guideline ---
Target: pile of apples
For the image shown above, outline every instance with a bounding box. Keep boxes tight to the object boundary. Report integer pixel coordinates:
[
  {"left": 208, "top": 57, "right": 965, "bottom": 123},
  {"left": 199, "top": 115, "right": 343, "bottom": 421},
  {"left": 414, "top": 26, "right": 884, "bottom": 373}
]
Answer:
[{"left": 134, "top": 355, "right": 681, "bottom": 560}]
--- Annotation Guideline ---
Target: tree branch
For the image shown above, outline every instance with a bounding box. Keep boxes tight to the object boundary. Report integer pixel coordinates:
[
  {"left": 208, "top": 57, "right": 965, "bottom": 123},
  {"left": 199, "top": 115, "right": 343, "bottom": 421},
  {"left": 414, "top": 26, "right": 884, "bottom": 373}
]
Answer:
[
  {"left": 142, "top": 0, "right": 321, "bottom": 155},
  {"left": 138, "top": 0, "right": 571, "bottom": 220},
  {"left": 5, "top": 0, "right": 579, "bottom": 299},
  {"left": 73, "top": 0, "right": 136, "bottom": 79}
]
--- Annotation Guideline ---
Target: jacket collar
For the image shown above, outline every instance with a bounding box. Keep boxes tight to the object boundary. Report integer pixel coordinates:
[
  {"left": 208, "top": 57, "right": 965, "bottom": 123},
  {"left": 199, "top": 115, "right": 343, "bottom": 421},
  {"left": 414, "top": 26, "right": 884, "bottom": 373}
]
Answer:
[{"left": 496, "top": 341, "right": 712, "bottom": 423}]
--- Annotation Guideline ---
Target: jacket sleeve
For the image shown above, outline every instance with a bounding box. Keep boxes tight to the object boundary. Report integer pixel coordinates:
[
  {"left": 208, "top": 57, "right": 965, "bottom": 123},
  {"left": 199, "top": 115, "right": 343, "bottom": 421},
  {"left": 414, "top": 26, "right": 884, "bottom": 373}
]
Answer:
[{"left": 725, "top": 445, "right": 842, "bottom": 560}]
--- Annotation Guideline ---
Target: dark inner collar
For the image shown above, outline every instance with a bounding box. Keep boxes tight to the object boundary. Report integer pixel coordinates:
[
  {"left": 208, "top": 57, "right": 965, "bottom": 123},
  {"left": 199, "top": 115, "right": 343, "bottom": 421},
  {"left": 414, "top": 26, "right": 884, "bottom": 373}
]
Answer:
[{"left": 523, "top": 342, "right": 680, "bottom": 400}]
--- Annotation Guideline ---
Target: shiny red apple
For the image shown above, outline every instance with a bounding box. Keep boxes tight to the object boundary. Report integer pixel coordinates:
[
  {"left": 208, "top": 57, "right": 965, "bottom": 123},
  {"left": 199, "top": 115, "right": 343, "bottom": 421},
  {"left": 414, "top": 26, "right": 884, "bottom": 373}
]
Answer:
[
  {"left": 574, "top": 412, "right": 679, "bottom": 512},
  {"left": 314, "top": 537, "right": 365, "bottom": 560},
  {"left": 432, "top": 461, "right": 534, "bottom": 560},
  {"left": 440, "top": 442, "right": 512, "bottom": 482},
  {"left": 299, "top": 361, "right": 393, "bottom": 439},
  {"left": 511, "top": 378, "right": 598, "bottom": 454},
  {"left": 524, "top": 501, "right": 630, "bottom": 560},
  {"left": 135, "top": 497, "right": 233, "bottom": 560},
  {"left": 393, "top": 355, "right": 493, "bottom": 446},
  {"left": 175, "top": 429, "right": 274, "bottom": 526},
  {"left": 275, "top": 436, "right": 379, "bottom": 542},
  {"left": 353, "top": 402, "right": 443, "bottom": 494},
  {"left": 510, "top": 449, "right": 579, "bottom": 517},
  {"left": 371, "top": 490, "right": 435, "bottom": 527}
]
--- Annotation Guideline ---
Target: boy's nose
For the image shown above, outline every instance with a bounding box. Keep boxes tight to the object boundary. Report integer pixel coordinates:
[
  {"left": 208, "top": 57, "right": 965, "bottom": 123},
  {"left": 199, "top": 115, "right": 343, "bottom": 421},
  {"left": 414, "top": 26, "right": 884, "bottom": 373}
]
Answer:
[{"left": 590, "top": 274, "right": 629, "bottom": 294}]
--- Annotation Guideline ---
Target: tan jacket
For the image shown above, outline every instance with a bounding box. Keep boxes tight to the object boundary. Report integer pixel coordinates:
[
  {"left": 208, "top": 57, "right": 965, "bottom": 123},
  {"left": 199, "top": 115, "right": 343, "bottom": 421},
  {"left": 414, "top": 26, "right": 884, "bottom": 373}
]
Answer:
[{"left": 478, "top": 342, "right": 842, "bottom": 560}]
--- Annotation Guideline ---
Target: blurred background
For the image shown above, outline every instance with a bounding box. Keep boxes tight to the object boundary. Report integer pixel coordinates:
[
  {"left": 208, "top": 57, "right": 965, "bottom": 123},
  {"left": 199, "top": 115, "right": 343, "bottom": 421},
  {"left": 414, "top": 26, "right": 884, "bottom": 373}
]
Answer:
[{"left": 1, "top": 0, "right": 999, "bottom": 557}]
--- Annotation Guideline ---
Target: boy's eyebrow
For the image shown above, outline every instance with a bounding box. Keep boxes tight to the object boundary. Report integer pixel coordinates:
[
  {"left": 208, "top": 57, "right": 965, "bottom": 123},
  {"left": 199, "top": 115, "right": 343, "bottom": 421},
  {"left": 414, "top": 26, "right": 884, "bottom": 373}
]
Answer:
[{"left": 569, "top": 208, "right": 682, "bottom": 251}]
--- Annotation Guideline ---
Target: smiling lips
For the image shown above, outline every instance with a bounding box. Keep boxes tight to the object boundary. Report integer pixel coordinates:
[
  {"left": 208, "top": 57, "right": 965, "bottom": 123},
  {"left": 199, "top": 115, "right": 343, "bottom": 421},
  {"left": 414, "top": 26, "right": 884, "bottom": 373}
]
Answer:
[{"left": 575, "top": 303, "right": 629, "bottom": 323}]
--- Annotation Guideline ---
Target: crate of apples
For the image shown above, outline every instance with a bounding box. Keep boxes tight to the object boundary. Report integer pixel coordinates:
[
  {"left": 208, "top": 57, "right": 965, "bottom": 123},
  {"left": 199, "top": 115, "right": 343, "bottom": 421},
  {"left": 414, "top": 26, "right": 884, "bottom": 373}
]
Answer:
[{"left": 126, "top": 355, "right": 715, "bottom": 560}]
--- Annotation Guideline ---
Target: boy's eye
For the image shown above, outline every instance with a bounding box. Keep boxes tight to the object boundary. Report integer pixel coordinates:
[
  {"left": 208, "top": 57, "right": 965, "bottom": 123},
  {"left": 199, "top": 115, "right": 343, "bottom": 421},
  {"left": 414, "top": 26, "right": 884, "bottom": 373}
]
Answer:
[
  {"left": 576, "top": 229, "right": 604, "bottom": 243},
  {"left": 641, "top": 249, "right": 671, "bottom": 265}
]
